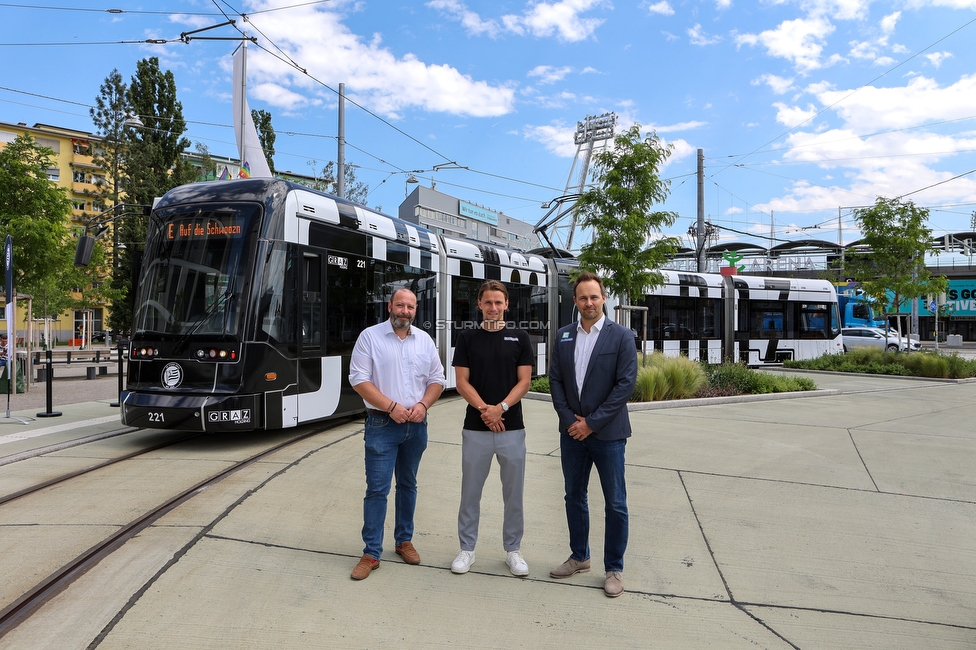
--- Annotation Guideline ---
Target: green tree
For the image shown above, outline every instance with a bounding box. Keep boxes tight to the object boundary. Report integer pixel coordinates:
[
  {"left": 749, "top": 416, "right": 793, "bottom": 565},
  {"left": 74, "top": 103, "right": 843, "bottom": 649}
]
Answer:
[
  {"left": 251, "top": 109, "right": 276, "bottom": 174},
  {"left": 0, "top": 134, "right": 78, "bottom": 318},
  {"left": 294, "top": 160, "right": 369, "bottom": 204},
  {"left": 192, "top": 142, "right": 217, "bottom": 181},
  {"left": 574, "top": 124, "right": 680, "bottom": 307},
  {"left": 111, "top": 57, "right": 194, "bottom": 330},
  {"left": 846, "top": 197, "right": 947, "bottom": 335},
  {"left": 89, "top": 69, "right": 138, "bottom": 328}
]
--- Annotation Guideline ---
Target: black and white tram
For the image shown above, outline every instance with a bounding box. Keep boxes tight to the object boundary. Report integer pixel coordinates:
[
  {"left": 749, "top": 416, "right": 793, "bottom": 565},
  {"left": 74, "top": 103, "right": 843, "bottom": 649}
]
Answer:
[
  {"left": 119, "top": 178, "right": 841, "bottom": 432},
  {"left": 120, "top": 178, "right": 552, "bottom": 432}
]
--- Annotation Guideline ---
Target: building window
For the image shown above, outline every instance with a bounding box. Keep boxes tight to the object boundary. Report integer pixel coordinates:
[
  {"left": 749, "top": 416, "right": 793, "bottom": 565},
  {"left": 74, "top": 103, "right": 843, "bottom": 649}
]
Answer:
[
  {"left": 46, "top": 168, "right": 60, "bottom": 182},
  {"left": 72, "top": 171, "right": 89, "bottom": 184},
  {"left": 73, "top": 141, "right": 91, "bottom": 155},
  {"left": 417, "top": 206, "right": 466, "bottom": 229},
  {"left": 72, "top": 199, "right": 87, "bottom": 211}
]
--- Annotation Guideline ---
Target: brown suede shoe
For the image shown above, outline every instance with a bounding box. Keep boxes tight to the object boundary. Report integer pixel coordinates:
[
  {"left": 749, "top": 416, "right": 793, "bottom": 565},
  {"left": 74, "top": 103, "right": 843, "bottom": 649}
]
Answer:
[
  {"left": 604, "top": 571, "right": 624, "bottom": 597},
  {"left": 550, "top": 556, "right": 591, "bottom": 579},
  {"left": 351, "top": 555, "right": 379, "bottom": 580},
  {"left": 395, "top": 541, "right": 421, "bottom": 565}
]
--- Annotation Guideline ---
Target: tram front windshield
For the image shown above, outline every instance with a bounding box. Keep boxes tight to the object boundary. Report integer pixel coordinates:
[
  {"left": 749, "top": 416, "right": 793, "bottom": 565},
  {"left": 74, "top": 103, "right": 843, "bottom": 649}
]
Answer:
[{"left": 132, "top": 203, "right": 258, "bottom": 337}]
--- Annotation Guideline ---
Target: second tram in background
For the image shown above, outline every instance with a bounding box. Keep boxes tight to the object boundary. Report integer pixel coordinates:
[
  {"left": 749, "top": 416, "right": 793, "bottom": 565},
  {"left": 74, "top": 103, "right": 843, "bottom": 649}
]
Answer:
[{"left": 119, "top": 178, "right": 839, "bottom": 433}]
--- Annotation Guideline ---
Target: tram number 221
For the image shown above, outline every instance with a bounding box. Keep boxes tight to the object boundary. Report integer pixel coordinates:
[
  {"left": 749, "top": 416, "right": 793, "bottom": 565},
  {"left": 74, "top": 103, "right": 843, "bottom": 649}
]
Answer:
[{"left": 148, "top": 412, "right": 165, "bottom": 423}]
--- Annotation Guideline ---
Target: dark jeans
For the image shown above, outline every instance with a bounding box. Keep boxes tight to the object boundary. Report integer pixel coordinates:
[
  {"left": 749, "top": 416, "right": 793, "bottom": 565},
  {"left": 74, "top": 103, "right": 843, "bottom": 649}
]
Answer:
[
  {"left": 361, "top": 412, "right": 428, "bottom": 560},
  {"left": 560, "top": 434, "right": 628, "bottom": 572}
]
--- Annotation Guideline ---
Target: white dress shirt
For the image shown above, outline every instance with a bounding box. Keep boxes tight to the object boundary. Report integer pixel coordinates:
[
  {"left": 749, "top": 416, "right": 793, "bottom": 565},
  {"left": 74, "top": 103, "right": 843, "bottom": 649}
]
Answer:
[
  {"left": 574, "top": 315, "right": 605, "bottom": 397},
  {"left": 348, "top": 319, "right": 445, "bottom": 410}
]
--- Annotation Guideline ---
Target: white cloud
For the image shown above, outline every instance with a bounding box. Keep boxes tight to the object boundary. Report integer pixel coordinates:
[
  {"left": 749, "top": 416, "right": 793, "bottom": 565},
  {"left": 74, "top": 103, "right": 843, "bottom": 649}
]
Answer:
[
  {"left": 523, "top": 122, "right": 580, "bottom": 157},
  {"left": 216, "top": 5, "right": 515, "bottom": 118},
  {"left": 528, "top": 65, "right": 574, "bottom": 84},
  {"left": 426, "top": 0, "right": 502, "bottom": 37},
  {"left": 880, "top": 11, "right": 900, "bottom": 34},
  {"left": 759, "top": 74, "right": 976, "bottom": 212},
  {"left": 926, "top": 51, "right": 953, "bottom": 68},
  {"left": 716, "top": 0, "right": 732, "bottom": 8},
  {"left": 735, "top": 16, "right": 834, "bottom": 73},
  {"left": 773, "top": 102, "right": 819, "bottom": 128},
  {"left": 725, "top": 206, "right": 744, "bottom": 215},
  {"left": 644, "top": 1, "right": 675, "bottom": 16},
  {"left": 651, "top": 120, "right": 708, "bottom": 133},
  {"left": 688, "top": 23, "right": 722, "bottom": 46},
  {"left": 754, "top": 73, "right": 795, "bottom": 94},
  {"left": 817, "top": 75, "right": 976, "bottom": 131},
  {"left": 503, "top": 0, "right": 609, "bottom": 42},
  {"left": 428, "top": 0, "right": 608, "bottom": 42}
]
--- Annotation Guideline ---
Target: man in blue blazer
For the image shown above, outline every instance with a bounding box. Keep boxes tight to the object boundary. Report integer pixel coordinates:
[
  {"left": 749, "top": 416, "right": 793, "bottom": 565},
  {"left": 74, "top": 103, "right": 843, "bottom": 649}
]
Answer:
[{"left": 548, "top": 271, "right": 638, "bottom": 598}]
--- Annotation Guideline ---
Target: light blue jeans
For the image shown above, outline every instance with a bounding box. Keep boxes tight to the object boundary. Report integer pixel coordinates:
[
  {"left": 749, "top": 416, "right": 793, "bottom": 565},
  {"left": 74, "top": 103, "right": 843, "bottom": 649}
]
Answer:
[{"left": 361, "top": 412, "right": 428, "bottom": 560}]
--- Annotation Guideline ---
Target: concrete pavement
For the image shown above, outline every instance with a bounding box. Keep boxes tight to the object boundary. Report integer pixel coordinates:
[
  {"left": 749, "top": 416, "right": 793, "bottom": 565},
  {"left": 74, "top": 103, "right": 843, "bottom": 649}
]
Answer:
[{"left": 2, "top": 371, "right": 975, "bottom": 648}]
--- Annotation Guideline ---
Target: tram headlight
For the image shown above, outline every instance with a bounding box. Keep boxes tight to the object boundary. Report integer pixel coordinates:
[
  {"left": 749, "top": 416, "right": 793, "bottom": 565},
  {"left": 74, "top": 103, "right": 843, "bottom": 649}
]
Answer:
[
  {"left": 209, "top": 349, "right": 217, "bottom": 358},
  {"left": 196, "top": 349, "right": 206, "bottom": 359},
  {"left": 218, "top": 350, "right": 227, "bottom": 358}
]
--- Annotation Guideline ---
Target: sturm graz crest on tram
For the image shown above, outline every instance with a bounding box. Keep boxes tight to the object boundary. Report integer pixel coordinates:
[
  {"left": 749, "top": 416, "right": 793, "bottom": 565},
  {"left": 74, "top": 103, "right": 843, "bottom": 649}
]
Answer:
[{"left": 161, "top": 363, "right": 183, "bottom": 389}]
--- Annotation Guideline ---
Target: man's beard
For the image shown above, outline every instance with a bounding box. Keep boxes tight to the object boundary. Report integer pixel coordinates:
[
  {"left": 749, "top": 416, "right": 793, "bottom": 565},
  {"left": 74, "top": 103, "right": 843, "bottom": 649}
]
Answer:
[{"left": 391, "top": 315, "right": 413, "bottom": 330}]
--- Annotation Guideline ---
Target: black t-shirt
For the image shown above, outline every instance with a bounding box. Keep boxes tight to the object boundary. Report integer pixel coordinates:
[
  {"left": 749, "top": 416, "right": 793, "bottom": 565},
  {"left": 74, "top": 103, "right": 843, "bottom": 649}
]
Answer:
[{"left": 452, "top": 326, "right": 534, "bottom": 431}]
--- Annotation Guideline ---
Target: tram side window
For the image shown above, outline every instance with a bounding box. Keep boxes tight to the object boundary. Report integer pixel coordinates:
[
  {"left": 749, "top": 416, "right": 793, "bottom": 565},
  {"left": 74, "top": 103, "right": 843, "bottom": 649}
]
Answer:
[
  {"left": 452, "top": 277, "right": 482, "bottom": 346},
  {"left": 747, "top": 301, "right": 786, "bottom": 339},
  {"left": 303, "top": 253, "right": 322, "bottom": 350},
  {"left": 254, "top": 245, "right": 297, "bottom": 347},
  {"left": 662, "top": 297, "right": 696, "bottom": 339},
  {"left": 798, "top": 303, "right": 829, "bottom": 339},
  {"left": 367, "top": 261, "right": 437, "bottom": 339},
  {"left": 698, "top": 298, "right": 722, "bottom": 339},
  {"left": 325, "top": 254, "right": 368, "bottom": 356}
]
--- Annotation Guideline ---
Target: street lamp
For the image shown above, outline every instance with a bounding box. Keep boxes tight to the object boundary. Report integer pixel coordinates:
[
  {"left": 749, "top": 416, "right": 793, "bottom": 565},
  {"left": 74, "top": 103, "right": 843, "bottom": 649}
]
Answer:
[{"left": 405, "top": 173, "right": 419, "bottom": 197}]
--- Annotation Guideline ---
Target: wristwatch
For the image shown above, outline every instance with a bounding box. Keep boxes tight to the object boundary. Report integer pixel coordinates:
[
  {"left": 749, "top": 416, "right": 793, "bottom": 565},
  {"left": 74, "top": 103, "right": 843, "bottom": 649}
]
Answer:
[{"left": 500, "top": 402, "right": 509, "bottom": 412}]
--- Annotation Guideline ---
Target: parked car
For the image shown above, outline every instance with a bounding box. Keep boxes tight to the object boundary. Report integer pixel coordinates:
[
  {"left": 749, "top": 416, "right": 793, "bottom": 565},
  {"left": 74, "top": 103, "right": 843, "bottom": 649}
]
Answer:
[
  {"left": 885, "top": 329, "right": 921, "bottom": 351},
  {"left": 92, "top": 330, "right": 113, "bottom": 343},
  {"left": 842, "top": 327, "right": 910, "bottom": 352}
]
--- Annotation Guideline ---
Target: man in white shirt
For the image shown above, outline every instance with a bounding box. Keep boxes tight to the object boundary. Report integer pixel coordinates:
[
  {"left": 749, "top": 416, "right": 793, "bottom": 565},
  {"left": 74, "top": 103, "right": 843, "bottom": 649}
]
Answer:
[{"left": 348, "top": 288, "right": 445, "bottom": 580}]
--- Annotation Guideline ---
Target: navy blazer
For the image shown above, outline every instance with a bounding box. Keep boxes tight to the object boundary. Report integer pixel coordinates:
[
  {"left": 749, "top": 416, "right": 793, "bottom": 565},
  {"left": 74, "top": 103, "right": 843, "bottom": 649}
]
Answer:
[{"left": 549, "top": 319, "right": 638, "bottom": 441}]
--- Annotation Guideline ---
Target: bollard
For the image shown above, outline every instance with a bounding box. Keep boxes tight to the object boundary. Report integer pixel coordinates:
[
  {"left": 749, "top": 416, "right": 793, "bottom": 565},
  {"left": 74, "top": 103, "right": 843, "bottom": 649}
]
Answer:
[
  {"left": 36, "top": 349, "right": 62, "bottom": 418},
  {"left": 111, "top": 340, "right": 124, "bottom": 407}
]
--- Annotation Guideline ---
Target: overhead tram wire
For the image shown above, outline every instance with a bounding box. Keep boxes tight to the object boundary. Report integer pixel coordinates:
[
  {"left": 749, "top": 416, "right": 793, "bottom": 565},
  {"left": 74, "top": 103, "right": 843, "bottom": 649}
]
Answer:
[
  {"left": 3, "top": 4, "right": 559, "bottom": 203},
  {"left": 708, "top": 15, "right": 976, "bottom": 179},
  {"left": 215, "top": 2, "right": 564, "bottom": 197}
]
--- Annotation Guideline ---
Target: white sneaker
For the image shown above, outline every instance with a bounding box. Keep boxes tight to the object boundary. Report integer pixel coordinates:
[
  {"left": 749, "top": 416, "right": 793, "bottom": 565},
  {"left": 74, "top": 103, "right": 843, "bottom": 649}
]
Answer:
[
  {"left": 506, "top": 550, "right": 529, "bottom": 576},
  {"left": 451, "top": 549, "right": 476, "bottom": 574}
]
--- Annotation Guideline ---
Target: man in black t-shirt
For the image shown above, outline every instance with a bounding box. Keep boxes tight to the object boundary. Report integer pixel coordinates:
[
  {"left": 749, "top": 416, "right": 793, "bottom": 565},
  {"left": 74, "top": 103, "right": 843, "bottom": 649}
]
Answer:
[{"left": 451, "top": 280, "right": 534, "bottom": 577}]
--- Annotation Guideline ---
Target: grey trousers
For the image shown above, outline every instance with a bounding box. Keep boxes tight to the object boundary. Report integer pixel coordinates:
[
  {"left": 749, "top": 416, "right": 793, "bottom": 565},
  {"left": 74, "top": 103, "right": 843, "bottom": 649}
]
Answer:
[{"left": 458, "top": 427, "right": 526, "bottom": 552}]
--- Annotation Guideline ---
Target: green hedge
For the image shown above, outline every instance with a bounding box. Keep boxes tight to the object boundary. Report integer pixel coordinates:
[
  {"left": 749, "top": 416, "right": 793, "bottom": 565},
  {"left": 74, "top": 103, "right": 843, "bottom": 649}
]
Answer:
[
  {"left": 784, "top": 348, "right": 976, "bottom": 379},
  {"left": 529, "top": 353, "right": 817, "bottom": 400}
]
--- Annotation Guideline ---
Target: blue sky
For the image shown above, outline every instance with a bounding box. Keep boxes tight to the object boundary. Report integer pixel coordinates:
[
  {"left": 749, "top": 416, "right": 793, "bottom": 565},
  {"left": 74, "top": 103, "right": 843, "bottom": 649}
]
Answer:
[{"left": 2, "top": 0, "right": 976, "bottom": 251}]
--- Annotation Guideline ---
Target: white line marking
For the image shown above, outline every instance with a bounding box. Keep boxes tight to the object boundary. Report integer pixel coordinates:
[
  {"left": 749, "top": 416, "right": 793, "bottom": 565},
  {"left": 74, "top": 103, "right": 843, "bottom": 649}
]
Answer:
[{"left": 0, "top": 415, "right": 122, "bottom": 446}]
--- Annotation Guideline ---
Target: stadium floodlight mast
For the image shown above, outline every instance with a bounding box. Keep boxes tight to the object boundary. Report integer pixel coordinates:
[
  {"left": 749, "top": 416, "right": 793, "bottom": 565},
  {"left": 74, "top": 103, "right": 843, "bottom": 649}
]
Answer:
[{"left": 535, "top": 112, "right": 616, "bottom": 254}]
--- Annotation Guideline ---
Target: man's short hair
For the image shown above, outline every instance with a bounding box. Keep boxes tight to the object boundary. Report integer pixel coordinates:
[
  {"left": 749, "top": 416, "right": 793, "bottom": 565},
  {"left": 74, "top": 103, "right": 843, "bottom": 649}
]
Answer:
[
  {"left": 389, "top": 287, "right": 417, "bottom": 304},
  {"left": 573, "top": 271, "right": 605, "bottom": 297},
  {"left": 477, "top": 279, "right": 508, "bottom": 301}
]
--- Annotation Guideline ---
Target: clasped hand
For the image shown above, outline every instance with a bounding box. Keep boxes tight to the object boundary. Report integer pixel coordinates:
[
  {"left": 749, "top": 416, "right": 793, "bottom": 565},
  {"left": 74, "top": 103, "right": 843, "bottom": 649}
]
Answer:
[{"left": 478, "top": 404, "right": 506, "bottom": 432}]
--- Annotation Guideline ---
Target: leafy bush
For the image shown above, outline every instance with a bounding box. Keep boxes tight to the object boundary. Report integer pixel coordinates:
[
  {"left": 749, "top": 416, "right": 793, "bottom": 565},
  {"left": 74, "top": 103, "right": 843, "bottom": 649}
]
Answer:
[
  {"left": 706, "top": 362, "right": 817, "bottom": 395},
  {"left": 530, "top": 375, "right": 550, "bottom": 393},
  {"left": 632, "top": 353, "right": 707, "bottom": 401}
]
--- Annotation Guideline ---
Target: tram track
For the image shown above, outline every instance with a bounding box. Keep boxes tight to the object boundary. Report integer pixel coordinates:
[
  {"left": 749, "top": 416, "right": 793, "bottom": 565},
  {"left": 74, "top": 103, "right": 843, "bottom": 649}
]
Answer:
[
  {"left": 0, "top": 429, "right": 201, "bottom": 508},
  {"left": 0, "top": 417, "right": 358, "bottom": 638}
]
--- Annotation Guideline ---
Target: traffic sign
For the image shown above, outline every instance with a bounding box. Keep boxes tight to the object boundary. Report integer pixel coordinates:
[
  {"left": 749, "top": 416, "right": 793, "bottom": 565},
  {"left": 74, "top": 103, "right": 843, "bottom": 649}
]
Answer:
[{"left": 929, "top": 301, "right": 937, "bottom": 313}]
